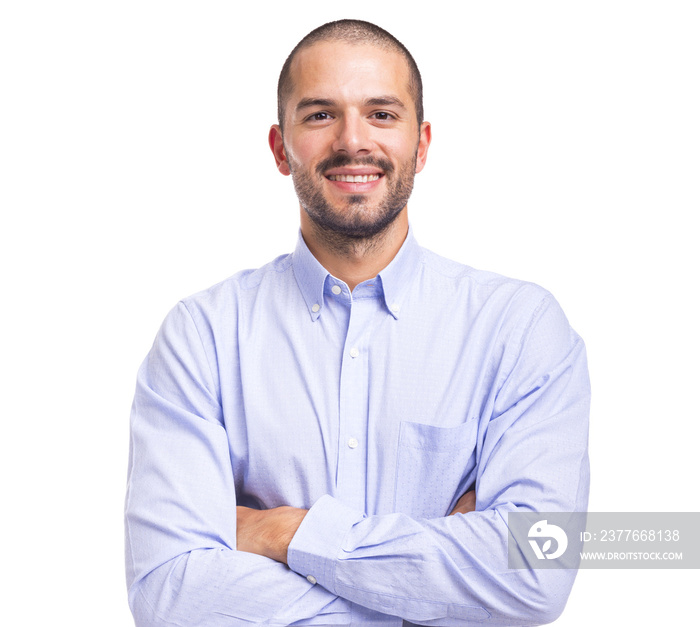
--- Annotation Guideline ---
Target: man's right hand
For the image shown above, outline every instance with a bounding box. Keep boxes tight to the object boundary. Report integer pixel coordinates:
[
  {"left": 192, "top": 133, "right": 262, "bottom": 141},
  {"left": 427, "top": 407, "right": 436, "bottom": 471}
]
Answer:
[{"left": 449, "top": 489, "right": 476, "bottom": 516}]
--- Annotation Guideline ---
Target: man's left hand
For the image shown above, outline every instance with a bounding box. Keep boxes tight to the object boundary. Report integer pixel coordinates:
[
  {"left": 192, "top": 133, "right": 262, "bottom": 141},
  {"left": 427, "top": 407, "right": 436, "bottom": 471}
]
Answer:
[{"left": 236, "top": 505, "right": 308, "bottom": 564}]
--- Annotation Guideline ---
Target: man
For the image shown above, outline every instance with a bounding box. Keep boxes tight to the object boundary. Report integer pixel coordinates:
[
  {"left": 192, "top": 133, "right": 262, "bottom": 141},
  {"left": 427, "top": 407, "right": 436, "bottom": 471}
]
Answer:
[{"left": 125, "top": 19, "right": 590, "bottom": 626}]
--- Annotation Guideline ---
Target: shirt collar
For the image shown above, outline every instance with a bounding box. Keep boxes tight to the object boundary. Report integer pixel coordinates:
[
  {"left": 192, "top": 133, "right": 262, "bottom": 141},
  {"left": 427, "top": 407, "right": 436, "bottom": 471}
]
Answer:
[
  {"left": 291, "top": 227, "right": 423, "bottom": 321},
  {"left": 291, "top": 232, "right": 330, "bottom": 321},
  {"left": 376, "top": 226, "right": 422, "bottom": 319}
]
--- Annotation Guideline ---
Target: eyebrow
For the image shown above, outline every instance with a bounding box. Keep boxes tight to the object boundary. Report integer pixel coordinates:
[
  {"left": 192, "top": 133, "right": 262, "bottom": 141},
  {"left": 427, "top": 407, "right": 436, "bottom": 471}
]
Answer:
[
  {"left": 295, "top": 96, "right": 408, "bottom": 112},
  {"left": 364, "top": 96, "right": 407, "bottom": 109},
  {"left": 295, "top": 98, "right": 336, "bottom": 112}
]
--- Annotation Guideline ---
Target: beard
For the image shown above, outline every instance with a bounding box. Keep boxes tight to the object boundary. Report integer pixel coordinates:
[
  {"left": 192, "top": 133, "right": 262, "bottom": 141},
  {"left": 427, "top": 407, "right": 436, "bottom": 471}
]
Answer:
[{"left": 288, "top": 150, "right": 417, "bottom": 242}]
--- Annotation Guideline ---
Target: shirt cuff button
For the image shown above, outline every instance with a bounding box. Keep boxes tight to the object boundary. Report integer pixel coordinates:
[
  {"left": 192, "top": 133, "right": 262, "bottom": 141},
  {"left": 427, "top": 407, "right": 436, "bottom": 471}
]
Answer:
[{"left": 306, "top": 575, "right": 317, "bottom": 585}]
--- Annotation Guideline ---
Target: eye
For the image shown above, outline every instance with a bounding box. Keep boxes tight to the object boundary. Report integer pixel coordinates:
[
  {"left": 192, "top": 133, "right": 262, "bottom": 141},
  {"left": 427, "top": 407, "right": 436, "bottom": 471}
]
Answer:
[
  {"left": 307, "top": 111, "right": 332, "bottom": 122},
  {"left": 371, "top": 111, "right": 396, "bottom": 122}
]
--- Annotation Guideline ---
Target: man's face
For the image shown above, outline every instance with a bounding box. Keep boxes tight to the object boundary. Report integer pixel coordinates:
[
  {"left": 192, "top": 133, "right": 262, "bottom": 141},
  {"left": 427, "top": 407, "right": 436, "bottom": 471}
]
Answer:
[{"left": 270, "top": 41, "right": 431, "bottom": 240}]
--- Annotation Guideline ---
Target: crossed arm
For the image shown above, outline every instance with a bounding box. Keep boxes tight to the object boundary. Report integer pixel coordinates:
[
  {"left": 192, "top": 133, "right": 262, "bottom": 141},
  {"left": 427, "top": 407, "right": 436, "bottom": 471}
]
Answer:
[
  {"left": 127, "top": 296, "right": 590, "bottom": 625},
  {"left": 236, "top": 490, "right": 477, "bottom": 565}
]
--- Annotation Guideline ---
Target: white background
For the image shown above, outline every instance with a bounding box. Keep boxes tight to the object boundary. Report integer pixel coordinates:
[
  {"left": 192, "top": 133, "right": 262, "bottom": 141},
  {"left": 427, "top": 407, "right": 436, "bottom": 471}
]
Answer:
[{"left": 2, "top": 1, "right": 698, "bottom": 625}]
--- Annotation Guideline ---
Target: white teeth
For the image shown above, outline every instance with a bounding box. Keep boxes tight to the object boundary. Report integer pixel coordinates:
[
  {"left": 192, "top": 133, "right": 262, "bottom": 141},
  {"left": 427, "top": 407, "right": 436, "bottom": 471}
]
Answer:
[{"left": 328, "top": 174, "right": 380, "bottom": 182}]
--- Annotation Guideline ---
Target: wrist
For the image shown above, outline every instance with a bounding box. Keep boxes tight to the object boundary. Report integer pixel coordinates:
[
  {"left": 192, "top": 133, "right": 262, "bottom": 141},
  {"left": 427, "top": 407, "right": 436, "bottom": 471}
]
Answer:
[{"left": 262, "top": 506, "right": 308, "bottom": 564}]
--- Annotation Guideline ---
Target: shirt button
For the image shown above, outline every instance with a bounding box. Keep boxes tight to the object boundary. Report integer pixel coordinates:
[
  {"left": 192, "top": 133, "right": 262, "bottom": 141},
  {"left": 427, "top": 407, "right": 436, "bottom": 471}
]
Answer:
[
  {"left": 306, "top": 575, "right": 317, "bottom": 585},
  {"left": 391, "top": 303, "right": 401, "bottom": 313},
  {"left": 349, "top": 347, "right": 359, "bottom": 358},
  {"left": 331, "top": 285, "right": 342, "bottom": 295},
  {"left": 348, "top": 437, "right": 359, "bottom": 449},
  {"left": 311, "top": 304, "right": 320, "bottom": 313}
]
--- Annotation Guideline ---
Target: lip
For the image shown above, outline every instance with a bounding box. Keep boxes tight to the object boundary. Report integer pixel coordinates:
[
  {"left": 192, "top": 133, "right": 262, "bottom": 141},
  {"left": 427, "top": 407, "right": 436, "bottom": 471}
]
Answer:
[
  {"left": 324, "top": 167, "right": 384, "bottom": 177},
  {"left": 323, "top": 167, "right": 385, "bottom": 193}
]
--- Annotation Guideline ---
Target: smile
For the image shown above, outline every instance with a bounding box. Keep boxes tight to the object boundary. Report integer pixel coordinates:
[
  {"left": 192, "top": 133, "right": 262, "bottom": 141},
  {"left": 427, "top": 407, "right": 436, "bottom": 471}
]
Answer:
[{"left": 326, "top": 174, "right": 381, "bottom": 183}]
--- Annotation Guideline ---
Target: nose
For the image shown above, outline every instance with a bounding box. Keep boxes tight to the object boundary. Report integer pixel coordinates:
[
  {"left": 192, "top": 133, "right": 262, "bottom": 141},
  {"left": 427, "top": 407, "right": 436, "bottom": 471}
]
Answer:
[{"left": 332, "top": 112, "right": 372, "bottom": 156}]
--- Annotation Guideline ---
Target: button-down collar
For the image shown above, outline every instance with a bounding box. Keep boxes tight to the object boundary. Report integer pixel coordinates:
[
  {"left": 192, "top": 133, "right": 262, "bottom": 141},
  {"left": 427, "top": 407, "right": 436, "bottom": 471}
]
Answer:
[
  {"left": 376, "top": 228, "right": 422, "bottom": 319},
  {"left": 291, "top": 232, "right": 331, "bottom": 321},
  {"left": 291, "top": 228, "right": 423, "bottom": 320}
]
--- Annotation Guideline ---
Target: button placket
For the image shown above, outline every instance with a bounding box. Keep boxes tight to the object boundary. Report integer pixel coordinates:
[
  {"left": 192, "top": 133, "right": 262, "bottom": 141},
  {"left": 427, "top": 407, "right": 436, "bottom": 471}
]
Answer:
[{"left": 336, "top": 296, "right": 378, "bottom": 510}]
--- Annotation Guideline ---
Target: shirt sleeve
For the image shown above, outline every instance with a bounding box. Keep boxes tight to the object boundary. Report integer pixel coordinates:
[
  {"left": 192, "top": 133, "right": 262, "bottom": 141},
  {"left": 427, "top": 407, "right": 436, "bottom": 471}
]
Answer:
[
  {"left": 125, "top": 301, "right": 350, "bottom": 626},
  {"left": 287, "top": 294, "right": 590, "bottom": 626}
]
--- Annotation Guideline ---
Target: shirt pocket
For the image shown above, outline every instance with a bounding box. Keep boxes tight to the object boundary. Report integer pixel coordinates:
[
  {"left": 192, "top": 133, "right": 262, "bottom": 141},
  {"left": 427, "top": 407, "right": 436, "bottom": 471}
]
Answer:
[{"left": 394, "top": 419, "right": 478, "bottom": 519}]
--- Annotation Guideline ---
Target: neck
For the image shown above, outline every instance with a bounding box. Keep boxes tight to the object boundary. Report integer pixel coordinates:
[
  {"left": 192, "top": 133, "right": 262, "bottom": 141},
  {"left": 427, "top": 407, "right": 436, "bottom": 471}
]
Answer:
[{"left": 300, "top": 209, "right": 408, "bottom": 291}]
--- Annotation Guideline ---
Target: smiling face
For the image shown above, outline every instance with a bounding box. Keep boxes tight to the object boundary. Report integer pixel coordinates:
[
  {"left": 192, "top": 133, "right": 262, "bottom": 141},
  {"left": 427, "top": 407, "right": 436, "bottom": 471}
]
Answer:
[{"left": 269, "top": 40, "right": 431, "bottom": 241}]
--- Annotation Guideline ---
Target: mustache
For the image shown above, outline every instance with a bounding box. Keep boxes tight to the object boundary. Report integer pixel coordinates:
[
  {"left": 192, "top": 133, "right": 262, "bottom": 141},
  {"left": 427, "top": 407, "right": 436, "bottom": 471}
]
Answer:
[{"left": 315, "top": 154, "right": 394, "bottom": 177}]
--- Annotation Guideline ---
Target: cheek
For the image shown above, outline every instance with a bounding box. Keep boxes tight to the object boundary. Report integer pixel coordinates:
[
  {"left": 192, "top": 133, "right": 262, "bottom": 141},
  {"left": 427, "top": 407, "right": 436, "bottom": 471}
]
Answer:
[
  {"left": 287, "top": 133, "right": 330, "bottom": 166},
  {"left": 379, "top": 132, "right": 419, "bottom": 162}
]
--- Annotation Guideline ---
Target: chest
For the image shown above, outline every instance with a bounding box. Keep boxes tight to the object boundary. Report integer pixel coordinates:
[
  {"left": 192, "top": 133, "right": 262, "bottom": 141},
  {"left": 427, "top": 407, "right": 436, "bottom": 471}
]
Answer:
[{"left": 223, "top": 294, "right": 501, "bottom": 517}]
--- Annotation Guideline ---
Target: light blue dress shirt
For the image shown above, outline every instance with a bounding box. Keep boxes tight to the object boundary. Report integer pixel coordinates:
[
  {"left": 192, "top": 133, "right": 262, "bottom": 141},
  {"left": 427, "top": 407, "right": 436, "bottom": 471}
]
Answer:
[{"left": 125, "top": 229, "right": 590, "bottom": 626}]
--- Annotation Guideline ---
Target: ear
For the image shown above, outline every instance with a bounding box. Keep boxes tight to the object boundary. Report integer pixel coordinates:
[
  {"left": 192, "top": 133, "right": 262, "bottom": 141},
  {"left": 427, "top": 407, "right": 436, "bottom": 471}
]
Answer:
[
  {"left": 414, "top": 121, "right": 432, "bottom": 174},
  {"left": 269, "top": 125, "right": 291, "bottom": 176}
]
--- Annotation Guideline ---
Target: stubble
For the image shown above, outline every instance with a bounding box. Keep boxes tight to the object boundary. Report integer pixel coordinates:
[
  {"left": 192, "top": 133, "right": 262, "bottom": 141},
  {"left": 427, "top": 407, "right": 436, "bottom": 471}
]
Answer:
[{"left": 288, "top": 150, "right": 417, "bottom": 257}]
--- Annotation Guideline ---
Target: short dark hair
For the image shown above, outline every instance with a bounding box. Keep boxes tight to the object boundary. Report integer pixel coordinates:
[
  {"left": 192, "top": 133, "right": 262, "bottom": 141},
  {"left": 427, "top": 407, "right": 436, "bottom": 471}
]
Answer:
[{"left": 277, "top": 19, "right": 424, "bottom": 131}]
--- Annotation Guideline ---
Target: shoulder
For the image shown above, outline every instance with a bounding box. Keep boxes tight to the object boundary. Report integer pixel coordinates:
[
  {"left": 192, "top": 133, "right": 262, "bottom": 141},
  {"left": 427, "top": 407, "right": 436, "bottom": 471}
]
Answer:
[
  {"left": 417, "top": 245, "right": 584, "bottom": 358},
  {"left": 164, "top": 252, "right": 294, "bottom": 333},
  {"left": 420, "top": 246, "right": 585, "bottom": 379},
  {"left": 419, "top": 246, "right": 552, "bottom": 317},
  {"left": 183, "top": 252, "right": 292, "bottom": 306}
]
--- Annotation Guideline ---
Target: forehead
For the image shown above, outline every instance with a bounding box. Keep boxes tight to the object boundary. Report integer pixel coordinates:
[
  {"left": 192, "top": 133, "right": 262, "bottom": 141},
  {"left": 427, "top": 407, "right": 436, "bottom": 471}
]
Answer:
[{"left": 287, "top": 40, "right": 413, "bottom": 110}]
